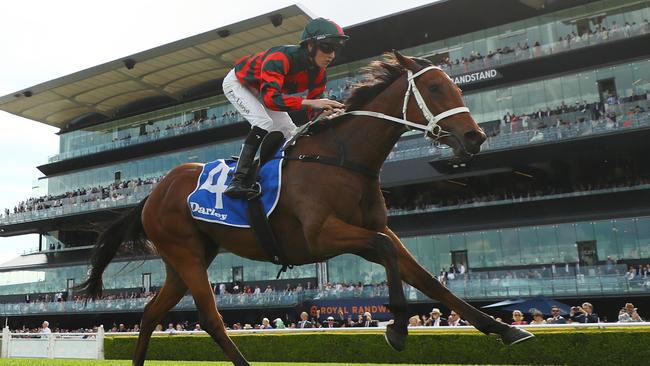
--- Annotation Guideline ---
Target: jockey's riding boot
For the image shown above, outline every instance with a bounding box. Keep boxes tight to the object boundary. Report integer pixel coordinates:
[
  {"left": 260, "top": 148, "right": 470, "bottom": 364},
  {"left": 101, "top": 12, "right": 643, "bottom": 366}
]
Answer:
[{"left": 224, "top": 127, "right": 267, "bottom": 198}]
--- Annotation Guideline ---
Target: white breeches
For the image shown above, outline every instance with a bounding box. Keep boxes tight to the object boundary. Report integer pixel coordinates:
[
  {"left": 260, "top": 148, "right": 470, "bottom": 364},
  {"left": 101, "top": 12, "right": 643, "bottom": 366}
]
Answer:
[{"left": 222, "top": 69, "right": 297, "bottom": 138}]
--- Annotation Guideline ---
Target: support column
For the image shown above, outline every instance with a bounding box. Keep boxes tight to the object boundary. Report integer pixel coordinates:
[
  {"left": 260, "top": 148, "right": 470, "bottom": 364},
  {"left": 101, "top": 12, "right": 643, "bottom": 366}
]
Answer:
[
  {"left": 96, "top": 325, "right": 104, "bottom": 360},
  {"left": 1, "top": 326, "right": 10, "bottom": 358}
]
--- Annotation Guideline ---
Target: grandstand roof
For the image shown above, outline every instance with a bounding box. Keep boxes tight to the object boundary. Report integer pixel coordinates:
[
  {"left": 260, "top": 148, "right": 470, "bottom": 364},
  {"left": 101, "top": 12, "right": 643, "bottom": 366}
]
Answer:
[{"left": 0, "top": 4, "right": 313, "bottom": 131}]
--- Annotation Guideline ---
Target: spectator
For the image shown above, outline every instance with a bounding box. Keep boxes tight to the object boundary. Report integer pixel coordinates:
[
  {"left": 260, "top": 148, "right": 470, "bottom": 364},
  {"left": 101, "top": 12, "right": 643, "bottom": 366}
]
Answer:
[
  {"left": 618, "top": 303, "right": 643, "bottom": 322},
  {"left": 343, "top": 315, "right": 356, "bottom": 328},
  {"left": 260, "top": 318, "right": 273, "bottom": 329},
  {"left": 323, "top": 316, "right": 339, "bottom": 328},
  {"left": 511, "top": 310, "right": 528, "bottom": 325},
  {"left": 273, "top": 318, "right": 286, "bottom": 329},
  {"left": 40, "top": 321, "right": 51, "bottom": 334},
  {"left": 447, "top": 311, "right": 467, "bottom": 326},
  {"left": 408, "top": 315, "right": 422, "bottom": 327},
  {"left": 356, "top": 312, "right": 378, "bottom": 327},
  {"left": 297, "top": 312, "right": 313, "bottom": 328},
  {"left": 426, "top": 308, "right": 448, "bottom": 327},
  {"left": 571, "top": 302, "right": 599, "bottom": 323},
  {"left": 165, "top": 323, "right": 175, "bottom": 333},
  {"left": 547, "top": 306, "right": 567, "bottom": 324},
  {"left": 530, "top": 311, "right": 546, "bottom": 325}
]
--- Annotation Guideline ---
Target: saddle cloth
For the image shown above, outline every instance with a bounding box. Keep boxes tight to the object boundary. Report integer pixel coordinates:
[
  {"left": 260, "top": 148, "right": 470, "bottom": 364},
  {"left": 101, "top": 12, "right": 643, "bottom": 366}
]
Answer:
[{"left": 187, "top": 146, "right": 283, "bottom": 227}]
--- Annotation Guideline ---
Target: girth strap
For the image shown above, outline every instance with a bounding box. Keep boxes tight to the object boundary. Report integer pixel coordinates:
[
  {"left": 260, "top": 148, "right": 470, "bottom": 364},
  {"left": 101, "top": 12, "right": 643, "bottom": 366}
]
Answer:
[
  {"left": 246, "top": 194, "right": 294, "bottom": 279},
  {"left": 285, "top": 154, "right": 379, "bottom": 179}
]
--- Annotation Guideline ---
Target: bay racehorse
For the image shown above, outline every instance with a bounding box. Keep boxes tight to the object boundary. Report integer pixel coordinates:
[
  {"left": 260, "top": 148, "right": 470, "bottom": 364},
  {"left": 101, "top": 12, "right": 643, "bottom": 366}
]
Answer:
[{"left": 77, "top": 51, "right": 533, "bottom": 366}]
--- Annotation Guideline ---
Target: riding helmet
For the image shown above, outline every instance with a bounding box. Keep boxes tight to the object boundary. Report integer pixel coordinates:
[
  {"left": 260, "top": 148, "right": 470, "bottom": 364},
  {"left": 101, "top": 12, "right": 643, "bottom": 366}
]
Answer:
[{"left": 300, "top": 18, "right": 349, "bottom": 45}]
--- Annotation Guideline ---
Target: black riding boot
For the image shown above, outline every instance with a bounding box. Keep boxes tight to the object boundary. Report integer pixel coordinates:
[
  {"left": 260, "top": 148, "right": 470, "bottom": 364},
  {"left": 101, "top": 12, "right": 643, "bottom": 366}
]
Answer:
[{"left": 224, "top": 127, "right": 267, "bottom": 198}]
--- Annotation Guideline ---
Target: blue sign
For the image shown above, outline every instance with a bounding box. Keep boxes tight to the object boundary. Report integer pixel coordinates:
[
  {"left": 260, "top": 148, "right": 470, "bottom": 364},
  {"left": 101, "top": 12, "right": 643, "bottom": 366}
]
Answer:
[{"left": 304, "top": 297, "right": 392, "bottom": 321}]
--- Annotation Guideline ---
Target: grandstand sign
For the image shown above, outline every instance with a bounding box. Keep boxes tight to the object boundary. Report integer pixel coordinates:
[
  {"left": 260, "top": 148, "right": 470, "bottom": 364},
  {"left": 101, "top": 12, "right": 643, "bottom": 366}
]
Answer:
[
  {"left": 453, "top": 69, "right": 502, "bottom": 86},
  {"left": 305, "top": 298, "right": 392, "bottom": 321}
]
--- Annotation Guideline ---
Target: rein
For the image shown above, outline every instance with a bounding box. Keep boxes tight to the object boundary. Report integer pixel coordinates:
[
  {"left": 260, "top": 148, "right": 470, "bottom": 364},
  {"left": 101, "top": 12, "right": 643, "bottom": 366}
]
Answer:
[{"left": 288, "top": 65, "right": 470, "bottom": 178}]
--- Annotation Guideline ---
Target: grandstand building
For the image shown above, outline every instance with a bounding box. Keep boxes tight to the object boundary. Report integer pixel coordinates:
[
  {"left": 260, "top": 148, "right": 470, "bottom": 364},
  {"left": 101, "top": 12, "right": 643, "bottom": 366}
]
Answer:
[{"left": 1, "top": 0, "right": 650, "bottom": 329}]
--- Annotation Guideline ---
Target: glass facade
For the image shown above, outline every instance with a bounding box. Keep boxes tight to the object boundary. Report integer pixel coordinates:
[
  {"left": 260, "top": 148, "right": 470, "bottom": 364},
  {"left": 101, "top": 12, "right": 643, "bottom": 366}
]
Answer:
[
  {"left": 44, "top": 57, "right": 650, "bottom": 195},
  {"left": 1, "top": 292, "right": 305, "bottom": 315},
  {"left": 402, "top": 0, "right": 650, "bottom": 74},
  {"left": 46, "top": 139, "right": 243, "bottom": 196},
  {"left": 55, "top": 95, "right": 237, "bottom": 161},
  {"left": 50, "top": 0, "right": 650, "bottom": 164},
  {"left": 327, "top": 0, "right": 650, "bottom": 78},
  {"left": 1, "top": 215, "right": 648, "bottom": 302},
  {"left": 463, "top": 58, "right": 650, "bottom": 123},
  {"left": 327, "top": 215, "right": 650, "bottom": 283},
  {"left": 387, "top": 101, "right": 650, "bottom": 162},
  {"left": 0, "top": 254, "right": 316, "bottom": 297}
]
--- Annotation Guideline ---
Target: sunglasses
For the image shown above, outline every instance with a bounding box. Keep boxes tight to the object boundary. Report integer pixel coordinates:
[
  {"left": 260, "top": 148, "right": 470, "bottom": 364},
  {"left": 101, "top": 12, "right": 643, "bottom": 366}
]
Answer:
[{"left": 318, "top": 42, "right": 341, "bottom": 54}]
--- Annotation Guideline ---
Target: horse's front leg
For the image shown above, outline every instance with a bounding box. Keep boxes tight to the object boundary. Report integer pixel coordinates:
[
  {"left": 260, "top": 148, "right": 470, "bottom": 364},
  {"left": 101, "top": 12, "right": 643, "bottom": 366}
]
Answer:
[
  {"left": 310, "top": 215, "right": 409, "bottom": 351},
  {"left": 382, "top": 228, "right": 534, "bottom": 345}
]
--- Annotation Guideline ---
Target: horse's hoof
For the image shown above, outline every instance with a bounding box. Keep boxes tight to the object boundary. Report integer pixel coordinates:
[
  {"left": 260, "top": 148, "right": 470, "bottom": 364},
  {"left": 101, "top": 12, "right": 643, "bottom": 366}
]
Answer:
[
  {"left": 499, "top": 326, "right": 534, "bottom": 346},
  {"left": 384, "top": 323, "right": 407, "bottom": 351}
]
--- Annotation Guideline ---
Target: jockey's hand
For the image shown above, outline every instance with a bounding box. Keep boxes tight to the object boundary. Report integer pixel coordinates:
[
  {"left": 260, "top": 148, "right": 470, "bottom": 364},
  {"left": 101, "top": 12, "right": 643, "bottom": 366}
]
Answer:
[
  {"left": 302, "top": 98, "right": 345, "bottom": 111},
  {"left": 321, "top": 107, "right": 345, "bottom": 119}
]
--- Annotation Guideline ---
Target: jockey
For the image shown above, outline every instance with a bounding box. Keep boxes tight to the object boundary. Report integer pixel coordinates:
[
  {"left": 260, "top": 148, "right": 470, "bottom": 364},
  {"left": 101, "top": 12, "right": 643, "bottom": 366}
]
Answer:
[{"left": 222, "top": 17, "right": 348, "bottom": 198}]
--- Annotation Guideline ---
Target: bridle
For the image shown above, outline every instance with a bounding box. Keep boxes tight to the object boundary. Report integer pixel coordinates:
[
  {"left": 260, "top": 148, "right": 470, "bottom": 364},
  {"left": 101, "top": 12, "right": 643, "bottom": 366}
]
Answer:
[
  {"left": 336, "top": 65, "right": 470, "bottom": 141},
  {"left": 286, "top": 65, "right": 473, "bottom": 179}
]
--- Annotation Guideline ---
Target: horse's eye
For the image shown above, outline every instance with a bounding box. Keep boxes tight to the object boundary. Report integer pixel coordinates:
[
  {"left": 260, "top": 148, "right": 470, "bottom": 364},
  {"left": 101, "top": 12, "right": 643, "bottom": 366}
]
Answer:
[{"left": 429, "top": 85, "right": 440, "bottom": 93}]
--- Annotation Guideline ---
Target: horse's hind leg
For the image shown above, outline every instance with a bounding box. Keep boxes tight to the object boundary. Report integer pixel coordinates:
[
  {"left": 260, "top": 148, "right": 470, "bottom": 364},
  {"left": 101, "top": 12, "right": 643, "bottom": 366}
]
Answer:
[
  {"left": 132, "top": 265, "right": 188, "bottom": 366},
  {"left": 383, "top": 228, "right": 534, "bottom": 345},
  {"left": 313, "top": 216, "right": 409, "bottom": 351},
  {"left": 161, "top": 240, "right": 249, "bottom": 366},
  {"left": 132, "top": 245, "right": 219, "bottom": 366}
]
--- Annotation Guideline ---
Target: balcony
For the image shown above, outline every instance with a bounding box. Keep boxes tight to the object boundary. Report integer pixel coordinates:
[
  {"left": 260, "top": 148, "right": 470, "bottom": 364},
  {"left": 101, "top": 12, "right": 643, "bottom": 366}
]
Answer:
[
  {"left": 436, "top": 23, "right": 650, "bottom": 77},
  {"left": 388, "top": 100, "right": 650, "bottom": 162},
  {"left": 0, "top": 292, "right": 305, "bottom": 316},
  {"left": 1, "top": 266, "right": 646, "bottom": 316}
]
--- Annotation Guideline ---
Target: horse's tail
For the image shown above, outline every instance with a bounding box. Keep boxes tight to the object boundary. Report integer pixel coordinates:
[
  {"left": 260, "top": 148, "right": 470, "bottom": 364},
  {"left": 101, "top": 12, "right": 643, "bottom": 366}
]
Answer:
[{"left": 75, "top": 196, "right": 150, "bottom": 299}]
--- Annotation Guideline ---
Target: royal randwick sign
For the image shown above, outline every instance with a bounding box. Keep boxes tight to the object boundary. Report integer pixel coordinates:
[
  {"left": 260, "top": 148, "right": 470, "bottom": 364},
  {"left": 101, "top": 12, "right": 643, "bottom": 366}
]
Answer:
[
  {"left": 453, "top": 69, "right": 502, "bottom": 86},
  {"left": 304, "top": 298, "right": 392, "bottom": 321}
]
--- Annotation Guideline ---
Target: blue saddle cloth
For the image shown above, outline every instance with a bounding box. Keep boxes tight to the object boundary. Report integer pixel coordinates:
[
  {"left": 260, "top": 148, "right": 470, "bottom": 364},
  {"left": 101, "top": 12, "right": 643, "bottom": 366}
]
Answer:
[{"left": 187, "top": 147, "right": 283, "bottom": 227}]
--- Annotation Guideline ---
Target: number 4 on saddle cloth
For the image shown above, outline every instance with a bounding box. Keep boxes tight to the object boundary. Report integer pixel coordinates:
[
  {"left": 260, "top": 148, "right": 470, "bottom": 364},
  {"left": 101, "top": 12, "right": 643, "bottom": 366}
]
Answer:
[{"left": 187, "top": 132, "right": 286, "bottom": 227}]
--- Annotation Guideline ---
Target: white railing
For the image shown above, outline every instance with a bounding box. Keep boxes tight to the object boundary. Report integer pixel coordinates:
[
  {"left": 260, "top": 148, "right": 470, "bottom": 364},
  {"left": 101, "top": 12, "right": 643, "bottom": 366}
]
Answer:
[{"left": 1, "top": 326, "right": 104, "bottom": 359}]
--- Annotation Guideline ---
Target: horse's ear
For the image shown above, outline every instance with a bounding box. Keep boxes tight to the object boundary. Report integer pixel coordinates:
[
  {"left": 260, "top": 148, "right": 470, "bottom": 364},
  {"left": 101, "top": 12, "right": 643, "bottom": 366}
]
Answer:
[{"left": 393, "top": 50, "right": 420, "bottom": 72}]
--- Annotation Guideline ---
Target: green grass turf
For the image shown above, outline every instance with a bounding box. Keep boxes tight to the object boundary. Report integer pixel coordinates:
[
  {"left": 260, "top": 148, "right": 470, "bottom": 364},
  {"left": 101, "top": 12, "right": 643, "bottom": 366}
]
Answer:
[{"left": 0, "top": 360, "right": 509, "bottom": 366}]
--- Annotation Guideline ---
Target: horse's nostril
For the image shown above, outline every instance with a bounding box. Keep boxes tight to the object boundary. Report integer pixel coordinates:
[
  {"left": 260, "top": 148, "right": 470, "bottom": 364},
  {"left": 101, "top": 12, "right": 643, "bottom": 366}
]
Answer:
[{"left": 464, "top": 130, "right": 486, "bottom": 146}]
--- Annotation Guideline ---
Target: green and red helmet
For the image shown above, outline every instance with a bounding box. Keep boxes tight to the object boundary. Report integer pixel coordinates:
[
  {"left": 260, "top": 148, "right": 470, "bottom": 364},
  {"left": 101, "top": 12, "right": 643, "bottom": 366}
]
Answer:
[{"left": 300, "top": 18, "right": 349, "bottom": 45}]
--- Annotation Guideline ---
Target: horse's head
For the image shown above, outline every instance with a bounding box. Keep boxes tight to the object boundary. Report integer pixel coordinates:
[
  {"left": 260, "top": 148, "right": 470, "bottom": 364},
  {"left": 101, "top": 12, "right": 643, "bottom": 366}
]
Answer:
[{"left": 394, "top": 51, "right": 486, "bottom": 157}]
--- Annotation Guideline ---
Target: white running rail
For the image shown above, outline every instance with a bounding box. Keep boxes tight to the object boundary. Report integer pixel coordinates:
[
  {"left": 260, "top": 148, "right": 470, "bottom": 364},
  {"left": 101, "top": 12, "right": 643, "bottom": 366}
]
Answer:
[{"left": 1, "top": 326, "right": 104, "bottom": 359}]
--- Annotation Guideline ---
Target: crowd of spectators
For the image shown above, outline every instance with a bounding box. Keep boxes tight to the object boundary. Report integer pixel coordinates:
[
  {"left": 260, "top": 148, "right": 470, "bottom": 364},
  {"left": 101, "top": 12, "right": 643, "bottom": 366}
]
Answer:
[
  {"left": 2, "top": 176, "right": 162, "bottom": 221},
  {"left": 9, "top": 299, "right": 645, "bottom": 336},
  {"left": 24, "top": 290, "right": 156, "bottom": 305},
  {"left": 386, "top": 173, "right": 650, "bottom": 215},
  {"left": 433, "top": 19, "right": 650, "bottom": 74},
  {"left": 497, "top": 92, "right": 650, "bottom": 139},
  {"left": 109, "top": 112, "right": 241, "bottom": 145}
]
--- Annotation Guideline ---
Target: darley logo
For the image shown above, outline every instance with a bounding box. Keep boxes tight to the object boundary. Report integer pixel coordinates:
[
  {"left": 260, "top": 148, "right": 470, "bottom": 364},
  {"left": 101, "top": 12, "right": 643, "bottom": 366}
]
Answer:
[{"left": 190, "top": 202, "right": 228, "bottom": 221}]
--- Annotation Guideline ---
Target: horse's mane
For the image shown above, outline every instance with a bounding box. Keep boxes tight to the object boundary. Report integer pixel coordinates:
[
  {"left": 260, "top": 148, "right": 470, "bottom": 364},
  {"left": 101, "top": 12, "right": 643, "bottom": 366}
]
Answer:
[{"left": 345, "top": 53, "right": 433, "bottom": 111}]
